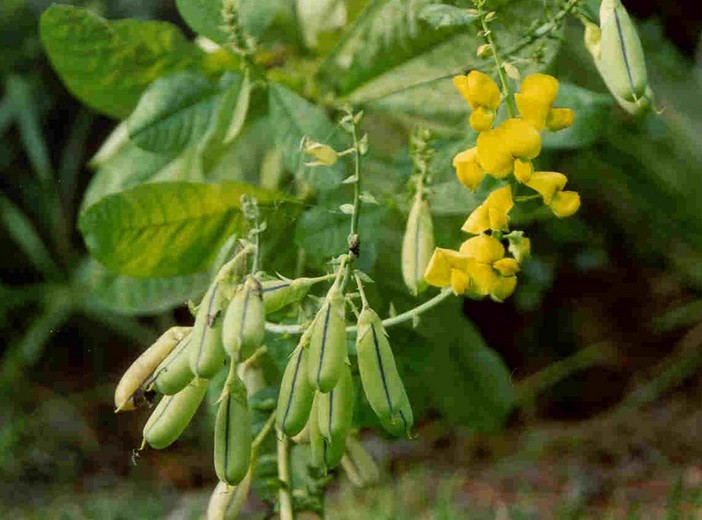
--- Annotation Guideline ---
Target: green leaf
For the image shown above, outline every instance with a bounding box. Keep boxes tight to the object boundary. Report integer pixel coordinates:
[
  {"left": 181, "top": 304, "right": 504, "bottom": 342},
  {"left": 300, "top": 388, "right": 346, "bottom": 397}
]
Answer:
[
  {"left": 176, "top": 0, "right": 227, "bottom": 44},
  {"left": 78, "top": 181, "right": 292, "bottom": 277},
  {"left": 81, "top": 259, "right": 209, "bottom": 315},
  {"left": 268, "top": 82, "right": 347, "bottom": 191},
  {"left": 127, "top": 71, "right": 222, "bottom": 153},
  {"left": 418, "top": 4, "right": 478, "bottom": 29},
  {"left": 319, "top": 0, "right": 563, "bottom": 106},
  {"left": 40, "top": 5, "right": 202, "bottom": 119},
  {"left": 541, "top": 82, "right": 614, "bottom": 150}
]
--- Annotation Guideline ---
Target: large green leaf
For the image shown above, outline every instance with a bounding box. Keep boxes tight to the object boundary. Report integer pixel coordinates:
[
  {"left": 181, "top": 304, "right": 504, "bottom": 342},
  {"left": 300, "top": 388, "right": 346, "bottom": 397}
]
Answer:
[
  {"left": 418, "top": 3, "right": 478, "bottom": 29},
  {"left": 268, "top": 82, "right": 348, "bottom": 191},
  {"left": 318, "top": 0, "right": 563, "bottom": 105},
  {"left": 176, "top": 0, "right": 227, "bottom": 44},
  {"left": 40, "top": 5, "right": 202, "bottom": 119},
  {"left": 541, "top": 82, "right": 613, "bottom": 150},
  {"left": 79, "top": 181, "right": 291, "bottom": 277},
  {"left": 81, "top": 260, "right": 210, "bottom": 315}
]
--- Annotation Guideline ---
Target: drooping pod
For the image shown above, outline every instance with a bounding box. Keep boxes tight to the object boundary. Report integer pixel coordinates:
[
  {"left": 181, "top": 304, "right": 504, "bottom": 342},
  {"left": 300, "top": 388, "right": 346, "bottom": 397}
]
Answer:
[
  {"left": 114, "top": 326, "right": 190, "bottom": 412},
  {"left": 307, "top": 284, "right": 347, "bottom": 392},
  {"left": 260, "top": 277, "right": 317, "bottom": 314},
  {"left": 308, "top": 394, "right": 325, "bottom": 469},
  {"left": 599, "top": 0, "right": 647, "bottom": 103},
  {"left": 190, "top": 280, "right": 232, "bottom": 378},
  {"left": 343, "top": 434, "right": 380, "bottom": 487},
  {"left": 401, "top": 193, "right": 435, "bottom": 296},
  {"left": 222, "top": 275, "right": 265, "bottom": 362},
  {"left": 276, "top": 344, "right": 315, "bottom": 437},
  {"left": 206, "top": 475, "right": 252, "bottom": 520},
  {"left": 214, "top": 375, "right": 252, "bottom": 485},
  {"left": 151, "top": 333, "right": 194, "bottom": 395},
  {"left": 356, "top": 307, "right": 414, "bottom": 437},
  {"left": 317, "top": 364, "right": 354, "bottom": 443},
  {"left": 143, "top": 377, "right": 208, "bottom": 449}
]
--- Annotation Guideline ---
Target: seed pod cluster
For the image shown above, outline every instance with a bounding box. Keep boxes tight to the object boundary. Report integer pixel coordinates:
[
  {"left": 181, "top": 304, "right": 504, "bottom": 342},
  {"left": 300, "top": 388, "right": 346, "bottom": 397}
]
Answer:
[
  {"left": 222, "top": 275, "right": 265, "bottom": 362},
  {"left": 356, "top": 307, "right": 413, "bottom": 437},
  {"left": 114, "top": 326, "right": 190, "bottom": 412},
  {"left": 401, "top": 193, "right": 435, "bottom": 296}
]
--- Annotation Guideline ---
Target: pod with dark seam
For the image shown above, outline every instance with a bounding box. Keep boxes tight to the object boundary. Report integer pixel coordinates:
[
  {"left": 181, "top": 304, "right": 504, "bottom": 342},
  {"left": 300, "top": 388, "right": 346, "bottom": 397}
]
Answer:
[
  {"left": 151, "top": 333, "right": 194, "bottom": 395},
  {"left": 317, "top": 364, "right": 353, "bottom": 442},
  {"left": 307, "top": 285, "right": 347, "bottom": 392},
  {"left": 190, "top": 281, "right": 230, "bottom": 378},
  {"left": 261, "top": 277, "right": 316, "bottom": 314},
  {"left": 214, "top": 376, "right": 252, "bottom": 485},
  {"left": 401, "top": 194, "right": 434, "bottom": 296},
  {"left": 143, "top": 377, "right": 208, "bottom": 449},
  {"left": 276, "top": 345, "right": 315, "bottom": 437},
  {"left": 222, "top": 275, "right": 265, "bottom": 362}
]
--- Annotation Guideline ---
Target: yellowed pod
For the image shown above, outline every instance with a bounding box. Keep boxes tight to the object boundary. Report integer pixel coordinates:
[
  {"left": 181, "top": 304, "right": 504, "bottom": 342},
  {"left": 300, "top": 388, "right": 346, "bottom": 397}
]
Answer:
[{"left": 114, "top": 326, "right": 190, "bottom": 412}]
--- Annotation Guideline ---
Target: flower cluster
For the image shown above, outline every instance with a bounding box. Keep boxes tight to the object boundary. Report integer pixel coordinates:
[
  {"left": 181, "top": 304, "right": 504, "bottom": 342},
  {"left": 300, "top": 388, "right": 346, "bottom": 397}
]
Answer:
[{"left": 424, "top": 71, "right": 580, "bottom": 301}]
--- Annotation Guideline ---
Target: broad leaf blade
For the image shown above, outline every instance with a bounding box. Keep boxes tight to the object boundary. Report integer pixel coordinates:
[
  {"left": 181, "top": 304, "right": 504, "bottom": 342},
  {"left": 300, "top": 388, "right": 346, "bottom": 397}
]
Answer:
[
  {"left": 268, "top": 82, "right": 347, "bottom": 192},
  {"left": 40, "top": 5, "right": 202, "bottom": 119},
  {"left": 418, "top": 4, "right": 478, "bottom": 29},
  {"left": 176, "top": 0, "right": 227, "bottom": 44},
  {"left": 79, "top": 181, "right": 291, "bottom": 277}
]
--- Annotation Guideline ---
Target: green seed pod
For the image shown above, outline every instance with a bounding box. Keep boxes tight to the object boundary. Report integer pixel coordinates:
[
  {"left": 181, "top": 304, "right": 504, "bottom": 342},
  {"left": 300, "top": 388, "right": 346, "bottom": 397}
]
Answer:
[
  {"left": 190, "top": 281, "right": 231, "bottom": 378},
  {"left": 276, "top": 345, "right": 315, "bottom": 437},
  {"left": 261, "top": 277, "right": 316, "bottom": 314},
  {"left": 308, "top": 394, "right": 325, "bottom": 469},
  {"left": 317, "top": 364, "right": 353, "bottom": 443},
  {"left": 401, "top": 194, "right": 435, "bottom": 296},
  {"left": 308, "top": 285, "right": 347, "bottom": 392},
  {"left": 599, "top": 0, "right": 647, "bottom": 102},
  {"left": 214, "top": 376, "right": 252, "bottom": 485},
  {"left": 222, "top": 276, "right": 265, "bottom": 362},
  {"left": 356, "top": 307, "right": 413, "bottom": 437},
  {"left": 343, "top": 435, "right": 380, "bottom": 487},
  {"left": 143, "top": 377, "right": 208, "bottom": 449},
  {"left": 114, "top": 326, "right": 190, "bottom": 412},
  {"left": 151, "top": 333, "right": 195, "bottom": 395}
]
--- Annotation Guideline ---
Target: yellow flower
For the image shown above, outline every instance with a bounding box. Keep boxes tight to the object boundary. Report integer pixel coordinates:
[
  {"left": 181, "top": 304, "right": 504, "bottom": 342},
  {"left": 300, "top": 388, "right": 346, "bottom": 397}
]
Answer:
[
  {"left": 515, "top": 73, "right": 575, "bottom": 132},
  {"left": 526, "top": 172, "right": 581, "bottom": 217},
  {"left": 424, "top": 248, "right": 474, "bottom": 295},
  {"left": 461, "top": 186, "right": 513, "bottom": 234},
  {"left": 459, "top": 235, "right": 505, "bottom": 264},
  {"left": 453, "top": 71, "right": 501, "bottom": 132},
  {"left": 466, "top": 263, "right": 499, "bottom": 297},
  {"left": 492, "top": 258, "right": 520, "bottom": 276},
  {"left": 514, "top": 158, "right": 533, "bottom": 183},
  {"left": 453, "top": 71, "right": 501, "bottom": 110},
  {"left": 499, "top": 119, "right": 541, "bottom": 160},
  {"left": 476, "top": 119, "right": 540, "bottom": 179},
  {"left": 453, "top": 147, "right": 485, "bottom": 191},
  {"left": 476, "top": 129, "right": 513, "bottom": 178},
  {"left": 490, "top": 276, "right": 518, "bottom": 302}
]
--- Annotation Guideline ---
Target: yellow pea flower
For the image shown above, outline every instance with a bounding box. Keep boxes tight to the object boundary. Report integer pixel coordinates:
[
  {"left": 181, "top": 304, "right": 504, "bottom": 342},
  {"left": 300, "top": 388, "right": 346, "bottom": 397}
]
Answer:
[
  {"left": 459, "top": 235, "right": 505, "bottom": 264},
  {"left": 546, "top": 108, "right": 575, "bottom": 131},
  {"left": 525, "top": 171, "right": 567, "bottom": 205},
  {"left": 499, "top": 119, "right": 542, "bottom": 160},
  {"left": 466, "top": 263, "right": 499, "bottom": 297},
  {"left": 550, "top": 190, "right": 581, "bottom": 218},
  {"left": 461, "top": 186, "right": 513, "bottom": 234},
  {"left": 519, "top": 74, "right": 559, "bottom": 105},
  {"left": 453, "top": 147, "right": 485, "bottom": 191},
  {"left": 424, "top": 248, "right": 472, "bottom": 293},
  {"left": 515, "top": 73, "right": 575, "bottom": 132},
  {"left": 514, "top": 158, "right": 533, "bottom": 183},
  {"left": 490, "top": 276, "right": 518, "bottom": 302},
  {"left": 492, "top": 258, "right": 520, "bottom": 276},
  {"left": 452, "top": 71, "right": 501, "bottom": 110},
  {"left": 470, "top": 107, "right": 495, "bottom": 132},
  {"left": 450, "top": 268, "right": 471, "bottom": 295},
  {"left": 476, "top": 129, "right": 513, "bottom": 178},
  {"left": 514, "top": 93, "right": 551, "bottom": 132}
]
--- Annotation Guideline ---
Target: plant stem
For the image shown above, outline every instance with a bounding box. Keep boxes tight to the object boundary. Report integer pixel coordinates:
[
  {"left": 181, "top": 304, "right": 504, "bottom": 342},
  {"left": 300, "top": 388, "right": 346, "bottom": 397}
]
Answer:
[
  {"left": 353, "top": 271, "right": 370, "bottom": 309},
  {"left": 340, "top": 111, "right": 364, "bottom": 293},
  {"left": 277, "top": 432, "right": 294, "bottom": 520},
  {"left": 477, "top": 1, "right": 516, "bottom": 117},
  {"left": 265, "top": 287, "right": 453, "bottom": 335}
]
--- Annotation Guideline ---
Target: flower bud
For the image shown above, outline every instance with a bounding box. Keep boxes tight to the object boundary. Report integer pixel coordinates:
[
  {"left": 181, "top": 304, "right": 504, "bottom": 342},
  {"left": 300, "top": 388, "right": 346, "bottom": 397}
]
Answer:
[
  {"left": 222, "top": 276, "right": 266, "bottom": 362},
  {"left": 302, "top": 137, "right": 338, "bottom": 166},
  {"left": 401, "top": 194, "right": 435, "bottom": 296},
  {"left": 114, "top": 326, "right": 190, "bottom": 412}
]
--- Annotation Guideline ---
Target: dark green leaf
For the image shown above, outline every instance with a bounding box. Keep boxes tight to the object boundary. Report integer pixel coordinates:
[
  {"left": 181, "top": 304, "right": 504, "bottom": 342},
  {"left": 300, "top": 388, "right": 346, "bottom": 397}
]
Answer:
[
  {"left": 176, "top": 0, "right": 227, "bottom": 44},
  {"left": 268, "top": 82, "right": 347, "bottom": 191},
  {"left": 541, "top": 82, "right": 613, "bottom": 150},
  {"left": 79, "top": 181, "right": 292, "bottom": 277},
  {"left": 40, "top": 5, "right": 202, "bottom": 119},
  {"left": 418, "top": 4, "right": 478, "bottom": 29}
]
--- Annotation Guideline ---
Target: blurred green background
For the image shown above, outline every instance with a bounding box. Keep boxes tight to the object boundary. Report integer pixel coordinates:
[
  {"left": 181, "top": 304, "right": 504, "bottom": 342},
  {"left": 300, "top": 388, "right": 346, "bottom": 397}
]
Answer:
[{"left": 3, "top": 0, "right": 702, "bottom": 518}]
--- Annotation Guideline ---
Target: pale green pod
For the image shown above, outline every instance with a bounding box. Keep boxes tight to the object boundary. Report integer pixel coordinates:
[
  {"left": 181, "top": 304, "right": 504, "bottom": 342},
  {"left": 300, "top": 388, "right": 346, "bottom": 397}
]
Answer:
[
  {"left": 276, "top": 346, "right": 315, "bottom": 437},
  {"left": 317, "top": 364, "right": 353, "bottom": 443},
  {"left": 114, "top": 326, "right": 190, "bottom": 412},
  {"left": 599, "top": 0, "right": 647, "bottom": 102},
  {"left": 344, "top": 435, "right": 380, "bottom": 487},
  {"left": 401, "top": 195, "right": 434, "bottom": 296},
  {"left": 222, "top": 276, "right": 265, "bottom": 362},
  {"left": 143, "top": 377, "right": 208, "bottom": 449},
  {"left": 214, "top": 376, "right": 252, "bottom": 485},
  {"left": 308, "top": 395, "right": 325, "bottom": 468},
  {"left": 151, "top": 333, "right": 194, "bottom": 395},
  {"left": 307, "top": 285, "right": 347, "bottom": 392},
  {"left": 190, "top": 281, "right": 230, "bottom": 378},
  {"left": 356, "top": 307, "right": 413, "bottom": 437},
  {"left": 261, "top": 277, "right": 315, "bottom": 314}
]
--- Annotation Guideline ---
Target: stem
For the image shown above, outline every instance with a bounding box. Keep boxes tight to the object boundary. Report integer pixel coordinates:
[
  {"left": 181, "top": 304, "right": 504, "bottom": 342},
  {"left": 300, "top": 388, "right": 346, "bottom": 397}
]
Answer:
[
  {"left": 353, "top": 271, "right": 370, "bottom": 309},
  {"left": 341, "top": 111, "right": 364, "bottom": 293},
  {"left": 265, "top": 288, "right": 453, "bottom": 335},
  {"left": 477, "top": 1, "right": 516, "bottom": 117},
  {"left": 277, "top": 432, "right": 294, "bottom": 520}
]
